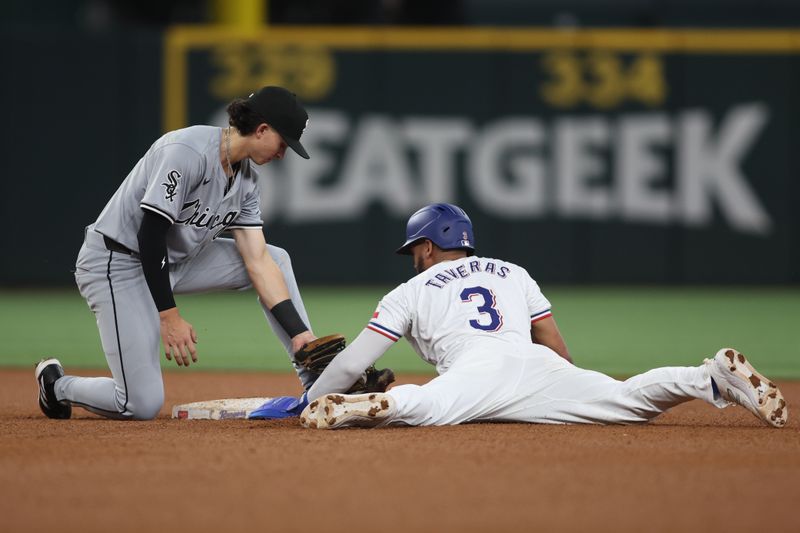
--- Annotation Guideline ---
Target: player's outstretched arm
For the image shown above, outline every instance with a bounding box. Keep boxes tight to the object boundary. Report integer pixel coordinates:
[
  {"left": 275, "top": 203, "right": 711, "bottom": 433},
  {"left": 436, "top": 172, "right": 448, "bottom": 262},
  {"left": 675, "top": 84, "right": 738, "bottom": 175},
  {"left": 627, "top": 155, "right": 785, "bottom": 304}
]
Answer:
[
  {"left": 531, "top": 316, "right": 572, "bottom": 363},
  {"left": 306, "top": 328, "right": 394, "bottom": 401},
  {"left": 231, "top": 228, "right": 315, "bottom": 351},
  {"left": 232, "top": 228, "right": 292, "bottom": 306}
]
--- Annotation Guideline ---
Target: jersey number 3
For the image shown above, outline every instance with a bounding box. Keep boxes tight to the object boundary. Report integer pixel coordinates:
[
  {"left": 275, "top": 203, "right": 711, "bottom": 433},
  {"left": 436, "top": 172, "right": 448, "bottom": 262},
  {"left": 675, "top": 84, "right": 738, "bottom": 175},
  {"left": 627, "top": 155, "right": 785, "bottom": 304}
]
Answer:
[{"left": 460, "top": 286, "right": 503, "bottom": 332}]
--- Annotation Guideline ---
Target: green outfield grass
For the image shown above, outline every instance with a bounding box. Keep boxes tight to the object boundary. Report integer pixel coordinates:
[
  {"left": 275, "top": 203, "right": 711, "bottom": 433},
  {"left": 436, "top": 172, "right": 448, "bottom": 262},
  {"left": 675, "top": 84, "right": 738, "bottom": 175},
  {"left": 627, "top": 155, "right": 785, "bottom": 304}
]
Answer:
[{"left": 1, "top": 286, "right": 798, "bottom": 378}]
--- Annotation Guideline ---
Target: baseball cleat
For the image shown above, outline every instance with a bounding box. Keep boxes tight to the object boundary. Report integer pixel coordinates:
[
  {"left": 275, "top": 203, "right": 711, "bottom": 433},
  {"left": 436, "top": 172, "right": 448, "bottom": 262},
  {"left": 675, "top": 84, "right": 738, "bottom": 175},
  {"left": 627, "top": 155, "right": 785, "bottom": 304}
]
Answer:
[
  {"left": 34, "top": 358, "right": 71, "bottom": 419},
  {"left": 300, "top": 393, "right": 395, "bottom": 429},
  {"left": 704, "top": 348, "right": 787, "bottom": 428}
]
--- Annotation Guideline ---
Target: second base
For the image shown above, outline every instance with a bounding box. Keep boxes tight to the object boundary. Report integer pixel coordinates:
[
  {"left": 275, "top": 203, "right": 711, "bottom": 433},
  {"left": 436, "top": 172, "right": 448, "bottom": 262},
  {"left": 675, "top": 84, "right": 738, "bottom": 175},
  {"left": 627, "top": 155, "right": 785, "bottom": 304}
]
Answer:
[{"left": 171, "top": 397, "right": 273, "bottom": 420}]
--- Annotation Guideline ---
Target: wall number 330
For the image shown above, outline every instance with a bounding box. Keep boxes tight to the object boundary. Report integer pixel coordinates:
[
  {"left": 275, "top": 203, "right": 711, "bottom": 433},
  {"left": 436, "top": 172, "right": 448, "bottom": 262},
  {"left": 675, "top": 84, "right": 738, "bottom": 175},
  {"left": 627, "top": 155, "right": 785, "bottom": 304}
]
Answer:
[
  {"left": 460, "top": 286, "right": 504, "bottom": 332},
  {"left": 540, "top": 51, "right": 666, "bottom": 109}
]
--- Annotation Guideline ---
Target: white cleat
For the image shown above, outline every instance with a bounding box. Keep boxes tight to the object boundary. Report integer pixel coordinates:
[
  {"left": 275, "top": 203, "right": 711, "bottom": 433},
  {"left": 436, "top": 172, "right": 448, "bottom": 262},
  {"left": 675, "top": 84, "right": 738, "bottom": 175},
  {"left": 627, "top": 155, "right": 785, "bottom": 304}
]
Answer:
[
  {"left": 705, "top": 348, "right": 788, "bottom": 428},
  {"left": 300, "top": 393, "right": 395, "bottom": 429}
]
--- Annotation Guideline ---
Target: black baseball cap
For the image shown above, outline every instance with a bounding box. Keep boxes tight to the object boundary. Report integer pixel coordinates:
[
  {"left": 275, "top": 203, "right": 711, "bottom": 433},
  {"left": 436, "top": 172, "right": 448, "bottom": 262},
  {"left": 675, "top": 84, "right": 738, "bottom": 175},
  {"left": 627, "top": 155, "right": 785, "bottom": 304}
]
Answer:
[{"left": 247, "top": 86, "right": 310, "bottom": 159}]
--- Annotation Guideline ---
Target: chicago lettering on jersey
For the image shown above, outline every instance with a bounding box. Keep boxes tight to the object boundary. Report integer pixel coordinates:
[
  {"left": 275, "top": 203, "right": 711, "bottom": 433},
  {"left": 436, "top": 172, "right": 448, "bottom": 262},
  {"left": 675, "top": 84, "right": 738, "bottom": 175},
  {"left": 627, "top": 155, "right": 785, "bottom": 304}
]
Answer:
[
  {"left": 425, "top": 260, "right": 511, "bottom": 288},
  {"left": 177, "top": 199, "right": 239, "bottom": 238}
]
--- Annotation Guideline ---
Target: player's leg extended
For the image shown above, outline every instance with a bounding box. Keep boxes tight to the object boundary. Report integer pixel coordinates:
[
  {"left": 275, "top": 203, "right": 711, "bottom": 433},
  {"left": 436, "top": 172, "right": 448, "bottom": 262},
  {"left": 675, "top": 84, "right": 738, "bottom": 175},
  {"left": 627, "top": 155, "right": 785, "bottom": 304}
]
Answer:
[
  {"left": 171, "top": 238, "right": 316, "bottom": 388},
  {"left": 498, "top": 350, "right": 724, "bottom": 424},
  {"left": 302, "top": 351, "right": 543, "bottom": 428},
  {"left": 380, "top": 355, "right": 522, "bottom": 426},
  {"left": 384, "top": 379, "right": 466, "bottom": 426},
  {"left": 379, "top": 348, "right": 720, "bottom": 426},
  {"left": 55, "top": 242, "right": 164, "bottom": 419}
]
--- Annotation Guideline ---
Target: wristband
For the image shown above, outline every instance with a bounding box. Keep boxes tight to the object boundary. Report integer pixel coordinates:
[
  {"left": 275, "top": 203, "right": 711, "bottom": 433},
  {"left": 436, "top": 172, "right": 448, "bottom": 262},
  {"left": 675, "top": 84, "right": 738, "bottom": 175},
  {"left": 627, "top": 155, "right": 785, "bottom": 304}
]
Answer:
[{"left": 270, "top": 299, "right": 309, "bottom": 338}]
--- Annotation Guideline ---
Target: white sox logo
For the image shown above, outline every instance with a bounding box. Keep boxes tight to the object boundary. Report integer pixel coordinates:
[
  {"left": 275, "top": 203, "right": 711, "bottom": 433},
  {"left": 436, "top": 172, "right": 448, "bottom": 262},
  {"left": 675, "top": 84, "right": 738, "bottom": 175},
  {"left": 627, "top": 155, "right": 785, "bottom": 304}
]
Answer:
[{"left": 162, "top": 170, "right": 181, "bottom": 202}]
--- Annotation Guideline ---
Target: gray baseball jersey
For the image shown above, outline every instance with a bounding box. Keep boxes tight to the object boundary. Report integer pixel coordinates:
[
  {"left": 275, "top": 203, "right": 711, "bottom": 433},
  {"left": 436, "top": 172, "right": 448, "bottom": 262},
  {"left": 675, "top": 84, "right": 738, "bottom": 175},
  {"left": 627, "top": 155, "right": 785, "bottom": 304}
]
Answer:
[
  {"left": 94, "top": 125, "right": 262, "bottom": 263},
  {"left": 53, "top": 126, "right": 316, "bottom": 419}
]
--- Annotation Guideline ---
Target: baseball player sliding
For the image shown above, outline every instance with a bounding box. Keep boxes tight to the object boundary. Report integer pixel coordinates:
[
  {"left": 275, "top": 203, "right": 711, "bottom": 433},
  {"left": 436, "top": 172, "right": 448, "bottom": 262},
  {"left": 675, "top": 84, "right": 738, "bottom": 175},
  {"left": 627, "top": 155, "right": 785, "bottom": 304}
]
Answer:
[
  {"left": 35, "top": 86, "right": 330, "bottom": 420},
  {"left": 293, "top": 203, "right": 787, "bottom": 429}
]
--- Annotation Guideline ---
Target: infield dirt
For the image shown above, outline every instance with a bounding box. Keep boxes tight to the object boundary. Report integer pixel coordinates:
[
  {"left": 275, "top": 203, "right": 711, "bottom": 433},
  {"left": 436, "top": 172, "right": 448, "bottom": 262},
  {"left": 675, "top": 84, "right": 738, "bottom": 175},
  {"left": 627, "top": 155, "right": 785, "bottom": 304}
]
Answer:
[{"left": 2, "top": 369, "right": 798, "bottom": 533}]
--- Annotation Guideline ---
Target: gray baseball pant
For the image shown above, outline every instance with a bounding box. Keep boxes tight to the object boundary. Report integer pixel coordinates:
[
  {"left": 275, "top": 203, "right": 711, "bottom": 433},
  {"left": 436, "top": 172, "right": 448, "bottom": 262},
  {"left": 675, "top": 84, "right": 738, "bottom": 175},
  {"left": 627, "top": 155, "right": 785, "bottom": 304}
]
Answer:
[{"left": 54, "top": 229, "right": 313, "bottom": 420}]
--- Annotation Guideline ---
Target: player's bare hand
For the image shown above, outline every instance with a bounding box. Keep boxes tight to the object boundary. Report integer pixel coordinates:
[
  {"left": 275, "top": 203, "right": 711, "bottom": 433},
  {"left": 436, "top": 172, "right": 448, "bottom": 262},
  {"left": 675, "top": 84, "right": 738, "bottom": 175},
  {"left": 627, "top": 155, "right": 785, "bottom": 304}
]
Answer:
[
  {"left": 291, "top": 330, "right": 316, "bottom": 354},
  {"left": 159, "top": 308, "right": 198, "bottom": 367}
]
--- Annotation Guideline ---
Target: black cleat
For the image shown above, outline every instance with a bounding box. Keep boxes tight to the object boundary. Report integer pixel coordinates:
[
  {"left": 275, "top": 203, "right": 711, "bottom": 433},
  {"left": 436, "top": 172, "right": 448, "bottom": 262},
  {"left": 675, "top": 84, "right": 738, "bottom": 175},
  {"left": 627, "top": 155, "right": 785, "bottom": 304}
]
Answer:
[{"left": 35, "top": 358, "right": 71, "bottom": 419}]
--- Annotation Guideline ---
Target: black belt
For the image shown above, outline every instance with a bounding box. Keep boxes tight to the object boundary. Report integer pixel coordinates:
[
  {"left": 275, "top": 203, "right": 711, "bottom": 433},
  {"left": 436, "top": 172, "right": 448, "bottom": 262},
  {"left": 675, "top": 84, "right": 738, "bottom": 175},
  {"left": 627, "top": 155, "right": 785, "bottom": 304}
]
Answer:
[{"left": 103, "top": 235, "right": 139, "bottom": 258}]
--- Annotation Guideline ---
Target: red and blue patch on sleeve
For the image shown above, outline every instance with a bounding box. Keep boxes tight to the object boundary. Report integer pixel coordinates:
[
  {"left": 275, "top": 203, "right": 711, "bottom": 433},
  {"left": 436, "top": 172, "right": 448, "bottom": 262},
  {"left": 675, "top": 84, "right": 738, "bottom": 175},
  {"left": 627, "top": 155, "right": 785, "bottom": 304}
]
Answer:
[
  {"left": 530, "top": 309, "right": 553, "bottom": 323},
  {"left": 367, "top": 321, "right": 402, "bottom": 342}
]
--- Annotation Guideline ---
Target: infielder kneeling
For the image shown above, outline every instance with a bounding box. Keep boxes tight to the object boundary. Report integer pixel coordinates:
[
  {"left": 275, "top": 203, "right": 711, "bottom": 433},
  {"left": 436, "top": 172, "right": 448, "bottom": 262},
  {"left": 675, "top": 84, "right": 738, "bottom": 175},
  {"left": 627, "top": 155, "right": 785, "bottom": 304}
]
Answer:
[
  {"left": 35, "top": 87, "right": 328, "bottom": 420},
  {"left": 299, "top": 203, "right": 788, "bottom": 429}
]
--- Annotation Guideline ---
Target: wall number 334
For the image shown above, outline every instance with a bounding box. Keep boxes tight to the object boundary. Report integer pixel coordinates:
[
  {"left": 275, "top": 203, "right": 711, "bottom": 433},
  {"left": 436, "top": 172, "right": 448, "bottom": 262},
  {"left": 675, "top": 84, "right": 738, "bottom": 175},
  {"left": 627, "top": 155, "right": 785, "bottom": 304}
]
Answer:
[{"left": 539, "top": 51, "right": 666, "bottom": 109}]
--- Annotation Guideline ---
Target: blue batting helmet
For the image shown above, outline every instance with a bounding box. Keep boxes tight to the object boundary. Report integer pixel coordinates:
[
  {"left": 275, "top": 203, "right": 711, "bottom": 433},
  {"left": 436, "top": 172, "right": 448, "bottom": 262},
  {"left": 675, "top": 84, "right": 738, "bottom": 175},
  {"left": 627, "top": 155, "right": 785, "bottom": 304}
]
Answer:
[{"left": 396, "top": 203, "right": 475, "bottom": 255}]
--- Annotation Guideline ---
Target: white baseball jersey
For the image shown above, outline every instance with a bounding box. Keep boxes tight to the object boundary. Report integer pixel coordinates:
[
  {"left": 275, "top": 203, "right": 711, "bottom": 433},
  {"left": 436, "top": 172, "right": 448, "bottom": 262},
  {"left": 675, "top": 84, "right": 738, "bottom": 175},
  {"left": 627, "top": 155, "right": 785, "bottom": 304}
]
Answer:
[
  {"left": 93, "top": 126, "right": 262, "bottom": 264},
  {"left": 309, "top": 254, "right": 721, "bottom": 427},
  {"left": 367, "top": 256, "right": 552, "bottom": 374}
]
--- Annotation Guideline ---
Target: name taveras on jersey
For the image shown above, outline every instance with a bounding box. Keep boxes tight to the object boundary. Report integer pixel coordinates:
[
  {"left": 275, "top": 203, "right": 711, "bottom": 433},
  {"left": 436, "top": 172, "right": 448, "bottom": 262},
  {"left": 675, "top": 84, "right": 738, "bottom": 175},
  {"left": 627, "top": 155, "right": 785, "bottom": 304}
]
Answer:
[
  {"left": 177, "top": 199, "right": 239, "bottom": 238},
  {"left": 426, "top": 260, "right": 510, "bottom": 289}
]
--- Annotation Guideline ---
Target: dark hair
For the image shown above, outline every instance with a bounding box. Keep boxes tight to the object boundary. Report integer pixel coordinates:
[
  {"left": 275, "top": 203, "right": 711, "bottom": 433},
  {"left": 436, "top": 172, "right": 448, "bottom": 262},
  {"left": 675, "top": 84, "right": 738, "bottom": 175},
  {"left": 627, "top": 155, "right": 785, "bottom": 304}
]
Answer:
[{"left": 226, "top": 99, "right": 265, "bottom": 135}]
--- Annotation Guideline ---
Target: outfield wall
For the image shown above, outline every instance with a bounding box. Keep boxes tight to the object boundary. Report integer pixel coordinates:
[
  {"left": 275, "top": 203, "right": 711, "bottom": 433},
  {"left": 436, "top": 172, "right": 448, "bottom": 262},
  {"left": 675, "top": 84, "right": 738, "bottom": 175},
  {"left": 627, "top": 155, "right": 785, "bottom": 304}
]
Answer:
[{"left": 2, "top": 27, "right": 799, "bottom": 285}]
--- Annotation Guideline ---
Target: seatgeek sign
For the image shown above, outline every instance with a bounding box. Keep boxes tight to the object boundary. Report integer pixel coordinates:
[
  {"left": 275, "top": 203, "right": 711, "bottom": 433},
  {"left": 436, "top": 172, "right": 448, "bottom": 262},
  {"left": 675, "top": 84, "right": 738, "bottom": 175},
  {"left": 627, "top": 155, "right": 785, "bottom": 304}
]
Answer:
[{"left": 257, "top": 103, "right": 771, "bottom": 235}]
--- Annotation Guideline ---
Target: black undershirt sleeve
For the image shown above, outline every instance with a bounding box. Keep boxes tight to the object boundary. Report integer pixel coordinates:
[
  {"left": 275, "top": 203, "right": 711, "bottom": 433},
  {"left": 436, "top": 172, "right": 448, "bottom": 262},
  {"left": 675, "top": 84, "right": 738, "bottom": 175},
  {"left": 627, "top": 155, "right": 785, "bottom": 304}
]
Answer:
[{"left": 137, "top": 210, "right": 176, "bottom": 312}]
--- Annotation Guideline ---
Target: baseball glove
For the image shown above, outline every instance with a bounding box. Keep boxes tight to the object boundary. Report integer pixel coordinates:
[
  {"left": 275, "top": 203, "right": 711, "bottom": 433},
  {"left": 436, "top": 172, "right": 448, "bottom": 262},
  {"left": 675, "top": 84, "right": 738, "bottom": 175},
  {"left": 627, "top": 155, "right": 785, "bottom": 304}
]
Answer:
[{"left": 294, "top": 334, "right": 395, "bottom": 394}]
